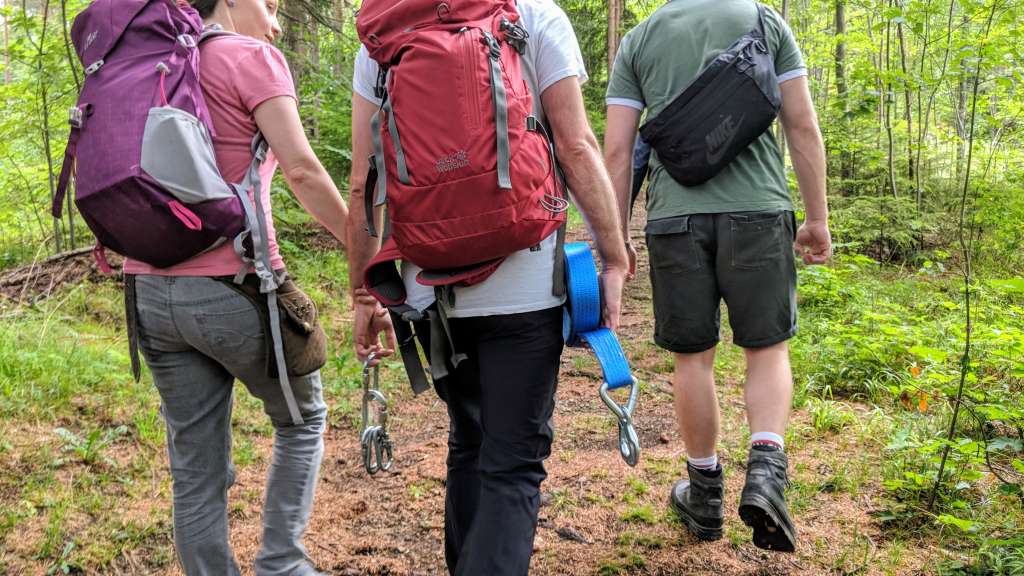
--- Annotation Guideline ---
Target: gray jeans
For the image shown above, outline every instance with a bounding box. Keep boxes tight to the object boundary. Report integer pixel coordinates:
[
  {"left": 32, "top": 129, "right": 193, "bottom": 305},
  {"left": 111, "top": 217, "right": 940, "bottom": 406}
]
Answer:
[{"left": 134, "top": 275, "right": 326, "bottom": 576}]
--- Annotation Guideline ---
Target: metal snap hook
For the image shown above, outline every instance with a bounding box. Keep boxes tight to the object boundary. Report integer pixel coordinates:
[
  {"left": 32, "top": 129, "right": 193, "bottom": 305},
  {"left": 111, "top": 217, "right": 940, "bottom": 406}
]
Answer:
[
  {"left": 361, "top": 353, "right": 394, "bottom": 475},
  {"left": 599, "top": 379, "right": 641, "bottom": 467}
]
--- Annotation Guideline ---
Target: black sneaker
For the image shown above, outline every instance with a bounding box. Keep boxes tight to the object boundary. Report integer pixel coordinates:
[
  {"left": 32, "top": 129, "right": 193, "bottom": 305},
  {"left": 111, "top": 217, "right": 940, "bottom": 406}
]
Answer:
[
  {"left": 669, "top": 463, "right": 724, "bottom": 541},
  {"left": 738, "top": 446, "right": 797, "bottom": 552}
]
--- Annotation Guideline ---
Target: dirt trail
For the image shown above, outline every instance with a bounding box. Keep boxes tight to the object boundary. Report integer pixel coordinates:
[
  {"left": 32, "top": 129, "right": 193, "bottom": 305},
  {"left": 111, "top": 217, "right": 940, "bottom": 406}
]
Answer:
[{"left": 174, "top": 221, "right": 930, "bottom": 575}]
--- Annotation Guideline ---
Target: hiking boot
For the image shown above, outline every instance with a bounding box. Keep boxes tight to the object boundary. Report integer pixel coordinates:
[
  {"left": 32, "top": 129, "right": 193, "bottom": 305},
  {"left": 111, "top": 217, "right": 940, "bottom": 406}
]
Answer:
[
  {"left": 738, "top": 446, "right": 797, "bottom": 552},
  {"left": 669, "top": 463, "right": 724, "bottom": 541}
]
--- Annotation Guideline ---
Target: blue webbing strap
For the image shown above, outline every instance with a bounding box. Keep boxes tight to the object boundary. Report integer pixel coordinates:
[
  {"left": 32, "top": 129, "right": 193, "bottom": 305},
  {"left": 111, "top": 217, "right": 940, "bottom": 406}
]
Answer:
[{"left": 563, "top": 242, "right": 640, "bottom": 466}]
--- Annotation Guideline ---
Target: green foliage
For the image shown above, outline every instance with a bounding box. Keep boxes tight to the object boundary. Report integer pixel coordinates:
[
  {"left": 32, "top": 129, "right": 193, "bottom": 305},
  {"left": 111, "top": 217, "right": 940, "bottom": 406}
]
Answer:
[
  {"left": 53, "top": 425, "right": 127, "bottom": 467},
  {"left": 829, "top": 195, "right": 938, "bottom": 262},
  {"left": 792, "top": 257, "right": 1024, "bottom": 549},
  {"left": 938, "top": 540, "right": 1024, "bottom": 575},
  {"left": 0, "top": 1, "right": 92, "bottom": 261}
]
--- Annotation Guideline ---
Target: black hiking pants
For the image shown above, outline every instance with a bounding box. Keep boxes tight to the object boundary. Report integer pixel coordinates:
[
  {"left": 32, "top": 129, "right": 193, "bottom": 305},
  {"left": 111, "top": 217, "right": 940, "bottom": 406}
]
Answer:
[{"left": 417, "top": 305, "right": 564, "bottom": 576}]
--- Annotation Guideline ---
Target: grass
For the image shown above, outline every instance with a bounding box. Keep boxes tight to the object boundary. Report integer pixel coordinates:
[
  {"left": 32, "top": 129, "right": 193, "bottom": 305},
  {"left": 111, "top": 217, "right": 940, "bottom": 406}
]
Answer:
[
  {"left": 1, "top": 223, "right": 1022, "bottom": 571},
  {"left": 0, "top": 207, "right": 418, "bottom": 571}
]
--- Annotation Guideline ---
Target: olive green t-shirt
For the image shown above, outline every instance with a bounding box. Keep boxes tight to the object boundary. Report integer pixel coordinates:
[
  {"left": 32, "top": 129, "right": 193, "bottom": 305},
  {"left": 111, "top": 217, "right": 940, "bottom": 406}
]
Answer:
[{"left": 606, "top": 0, "right": 807, "bottom": 221}]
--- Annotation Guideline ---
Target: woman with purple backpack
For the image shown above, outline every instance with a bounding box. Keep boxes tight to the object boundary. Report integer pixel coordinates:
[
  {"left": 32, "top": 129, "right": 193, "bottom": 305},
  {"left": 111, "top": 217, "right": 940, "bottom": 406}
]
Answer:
[{"left": 123, "top": 1, "right": 349, "bottom": 574}]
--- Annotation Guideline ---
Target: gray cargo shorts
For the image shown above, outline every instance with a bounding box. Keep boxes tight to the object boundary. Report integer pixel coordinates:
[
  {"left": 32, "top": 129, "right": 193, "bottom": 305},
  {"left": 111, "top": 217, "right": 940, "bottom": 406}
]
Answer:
[{"left": 645, "top": 210, "right": 798, "bottom": 353}]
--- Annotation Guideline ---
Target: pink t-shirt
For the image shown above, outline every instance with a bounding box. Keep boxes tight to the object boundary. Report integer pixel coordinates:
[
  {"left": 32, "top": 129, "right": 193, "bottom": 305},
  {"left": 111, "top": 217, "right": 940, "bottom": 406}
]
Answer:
[{"left": 124, "top": 35, "right": 296, "bottom": 276}]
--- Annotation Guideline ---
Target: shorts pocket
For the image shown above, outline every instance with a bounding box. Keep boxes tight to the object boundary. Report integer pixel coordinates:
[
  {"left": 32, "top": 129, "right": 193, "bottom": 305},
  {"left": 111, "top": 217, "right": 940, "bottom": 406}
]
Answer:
[
  {"left": 647, "top": 216, "right": 701, "bottom": 272},
  {"left": 730, "top": 211, "right": 785, "bottom": 270}
]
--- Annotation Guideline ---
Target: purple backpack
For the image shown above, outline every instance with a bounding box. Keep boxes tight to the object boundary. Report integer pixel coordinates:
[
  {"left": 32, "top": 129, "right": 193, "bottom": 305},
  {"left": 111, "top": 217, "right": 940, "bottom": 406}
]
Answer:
[
  {"left": 53, "top": 0, "right": 272, "bottom": 279},
  {"left": 53, "top": 0, "right": 305, "bottom": 426}
]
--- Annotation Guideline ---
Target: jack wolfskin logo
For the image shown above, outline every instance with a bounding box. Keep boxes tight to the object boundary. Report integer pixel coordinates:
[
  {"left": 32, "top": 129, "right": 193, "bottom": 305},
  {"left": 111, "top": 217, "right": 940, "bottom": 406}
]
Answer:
[
  {"left": 705, "top": 114, "right": 745, "bottom": 165},
  {"left": 84, "top": 30, "right": 99, "bottom": 50},
  {"left": 436, "top": 150, "right": 469, "bottom": 174}
]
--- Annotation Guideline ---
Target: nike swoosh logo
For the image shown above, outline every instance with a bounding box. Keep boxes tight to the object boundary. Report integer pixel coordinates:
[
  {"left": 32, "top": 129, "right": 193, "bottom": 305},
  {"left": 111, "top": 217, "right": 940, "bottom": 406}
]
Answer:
[{"left": 706, "top": 113, "right": 746, "bottom": 165}]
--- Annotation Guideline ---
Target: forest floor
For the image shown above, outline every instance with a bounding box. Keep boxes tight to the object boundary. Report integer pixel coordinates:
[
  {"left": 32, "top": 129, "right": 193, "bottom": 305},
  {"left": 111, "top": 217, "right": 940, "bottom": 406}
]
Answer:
[{"left": 0, "top": 211, "right": 1001, "bottom": 575}]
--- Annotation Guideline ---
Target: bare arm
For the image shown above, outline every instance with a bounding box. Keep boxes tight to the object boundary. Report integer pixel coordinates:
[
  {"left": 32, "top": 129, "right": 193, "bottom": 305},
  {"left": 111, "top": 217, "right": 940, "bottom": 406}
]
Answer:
[
  {"left": 604, "top": 104, "right": 643, "bottom": 279},
  {"left": 254, "top": 96, "right": 348, "bottom": 244},
  {"left": 779, "top": 76, "right": 831, "bottom": 264},
  {"left": 541, "top": 77, "right": 629, "bottom": 328},
  {"left": 603, "top": 105, "right": 642, "bottom": 238},
  {"left": 347, "top": 92, "right": 396, "bottom": 362},
  {"left": 347, "top": 93, "right": 384, "bottom": 298},
  {"left": 542, "top": 78, "right": 628, "bottom": 270}
]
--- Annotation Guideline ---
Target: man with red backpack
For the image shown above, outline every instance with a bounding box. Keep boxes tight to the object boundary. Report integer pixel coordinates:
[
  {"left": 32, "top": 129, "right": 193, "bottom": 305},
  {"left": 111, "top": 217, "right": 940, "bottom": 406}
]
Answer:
[{"left": 347, "top": 0, "right": 629, "bottom": 574}]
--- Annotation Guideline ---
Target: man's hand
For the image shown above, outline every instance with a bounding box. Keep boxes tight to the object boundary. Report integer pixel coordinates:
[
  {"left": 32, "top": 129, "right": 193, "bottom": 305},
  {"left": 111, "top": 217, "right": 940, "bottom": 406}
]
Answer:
[
  {"left": 794, "top": 220, "right": 832, "bottom": 265},
  {"left": 625, "top": 240, "right": 638, "bottom": 281},
  {"left": 353, "top": 290, "right": 397, "bottom": 364},
  {"left": 600, "top": 265, "right": 628, "bottom": 331}
]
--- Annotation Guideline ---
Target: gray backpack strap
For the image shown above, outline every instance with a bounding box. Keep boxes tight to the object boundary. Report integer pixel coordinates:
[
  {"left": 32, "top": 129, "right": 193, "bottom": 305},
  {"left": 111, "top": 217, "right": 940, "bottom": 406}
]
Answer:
[
  {"left": 369, "top": 108, "right": 389, "bottom": 205},
  {"left": 232, "top": 132, "right": 304, "bottom": 426},
  {"left": 429, "top": 287, "right": 468, "bottom": 380},
  {"left": 483, "top": 32, "right": 512, "bottom": 189},
  {"left": 382, "top": 96, "right": 410, "bottom": 185}
]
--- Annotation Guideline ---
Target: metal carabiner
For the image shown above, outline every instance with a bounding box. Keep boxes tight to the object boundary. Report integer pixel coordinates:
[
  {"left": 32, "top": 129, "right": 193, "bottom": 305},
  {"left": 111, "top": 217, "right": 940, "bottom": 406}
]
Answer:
[
  {"left": 599, "top": 379, "right": 641, "bottom": 467},
  {"left": 360, "top": 354, "right": 394, "bottom": 475}
]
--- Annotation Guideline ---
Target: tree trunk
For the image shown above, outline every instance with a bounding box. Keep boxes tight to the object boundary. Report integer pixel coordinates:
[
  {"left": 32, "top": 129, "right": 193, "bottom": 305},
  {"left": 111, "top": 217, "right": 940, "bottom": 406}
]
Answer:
[
  {"left": 281, "top": 0, "right": 309, "bottom": 92},
  {"left": 36, "top": 0, "right": 63, "bottom": 252},
  {"left": 3, "top": 0, "right": 10, "bottom": 85},
  {"left": 896, "top": 8, "right": 913, "bottom": 183},
  {"left": 332, "top": 0, "right": 349, "bottom": 77},
  {"left": 883, "top": 1, "right": 898, "bottom": 198},
  {"left": 60, "top": 0, "right": 80, "bottom": 92},
  {"left": 834, "top": 0, "right": 849, "bottom": 180},
  {"left": 310, "top": 20, "right": 320, "bottom": 143},
  {"left": 917, "top": 0, "right": 957, "bottom": 208},
  {"left": 954, "top": 14, "right": 969, "bottom": 184},
  {"left": 607, "top": 0, "right": 623, "bottom": 76}
]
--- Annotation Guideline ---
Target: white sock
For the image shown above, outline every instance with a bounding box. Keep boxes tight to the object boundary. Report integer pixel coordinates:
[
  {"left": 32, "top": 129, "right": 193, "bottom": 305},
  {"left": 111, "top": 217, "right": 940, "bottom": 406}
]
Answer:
[
  {"left": 750, "top": 431, "right": 785, "bottom": 451},
  {"left": 687, "top": 453, "right": 719, "bottom": 470}
]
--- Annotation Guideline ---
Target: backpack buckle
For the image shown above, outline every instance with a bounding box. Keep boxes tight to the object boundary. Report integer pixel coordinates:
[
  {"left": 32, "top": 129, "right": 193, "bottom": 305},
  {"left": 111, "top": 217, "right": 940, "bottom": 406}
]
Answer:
[
  {"left": 480, "top": 32, "right": 501, "bottom": 59},
  {"left": 374, "top": 67, "right": 388, "bottom": 99},
  {"left": 499, "top": 18, "right": 529, "bottom": 55},
  {"left": 84, "top": 59, "right": 104, "bottom": 75},
  {"left": 177, "top": 34, "right": 197, "bottom": 49},
  {"left": 68, "top": 106, "right": 84, "bottom": 129}
]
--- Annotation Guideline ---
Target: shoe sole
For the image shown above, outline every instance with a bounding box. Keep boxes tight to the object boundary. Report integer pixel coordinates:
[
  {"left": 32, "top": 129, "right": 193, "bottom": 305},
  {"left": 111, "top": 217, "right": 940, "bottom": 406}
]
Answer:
[
  {"left": 738, "top": 493, "right": 796, "bottom": 552},
  {"left": 669, "top": 493, "right": 723, "bottom": 542}
]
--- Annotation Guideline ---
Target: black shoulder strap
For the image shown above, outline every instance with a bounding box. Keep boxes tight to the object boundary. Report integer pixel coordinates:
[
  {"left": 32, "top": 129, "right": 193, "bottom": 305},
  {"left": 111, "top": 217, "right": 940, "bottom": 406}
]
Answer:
[{"left": 753, "top": 3, "right": 768, "bottom": 40}]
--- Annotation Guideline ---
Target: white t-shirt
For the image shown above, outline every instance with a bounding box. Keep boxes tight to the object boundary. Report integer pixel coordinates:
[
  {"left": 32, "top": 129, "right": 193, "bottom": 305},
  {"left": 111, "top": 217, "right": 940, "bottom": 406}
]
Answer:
[{"left": 353, "top": 0, "right": 588, "bottom": 317}]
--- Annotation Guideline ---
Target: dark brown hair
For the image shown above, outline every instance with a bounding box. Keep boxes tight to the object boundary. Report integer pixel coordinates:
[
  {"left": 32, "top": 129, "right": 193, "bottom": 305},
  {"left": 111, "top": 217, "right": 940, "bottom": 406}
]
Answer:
[{"left": 190, "top": 0, "right": 219, "bottom": 18}]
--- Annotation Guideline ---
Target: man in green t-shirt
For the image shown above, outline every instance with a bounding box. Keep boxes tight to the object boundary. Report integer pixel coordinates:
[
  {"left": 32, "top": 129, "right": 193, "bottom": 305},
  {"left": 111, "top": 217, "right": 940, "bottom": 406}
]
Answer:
[{"left": 604, "top": 0, "right": 831, "bottom": 552}]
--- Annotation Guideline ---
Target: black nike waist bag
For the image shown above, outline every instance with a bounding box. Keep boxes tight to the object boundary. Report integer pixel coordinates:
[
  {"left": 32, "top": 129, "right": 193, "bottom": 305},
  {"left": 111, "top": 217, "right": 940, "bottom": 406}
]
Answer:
[{"left": 639, "top": 4, "right": 782, "bottom": 187}]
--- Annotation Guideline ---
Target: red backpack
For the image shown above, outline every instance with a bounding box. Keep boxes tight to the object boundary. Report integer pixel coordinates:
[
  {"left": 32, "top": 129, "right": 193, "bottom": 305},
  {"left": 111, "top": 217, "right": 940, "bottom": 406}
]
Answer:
[{"left": 357, "top": 0, "right": 567, "bottom": 306}]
